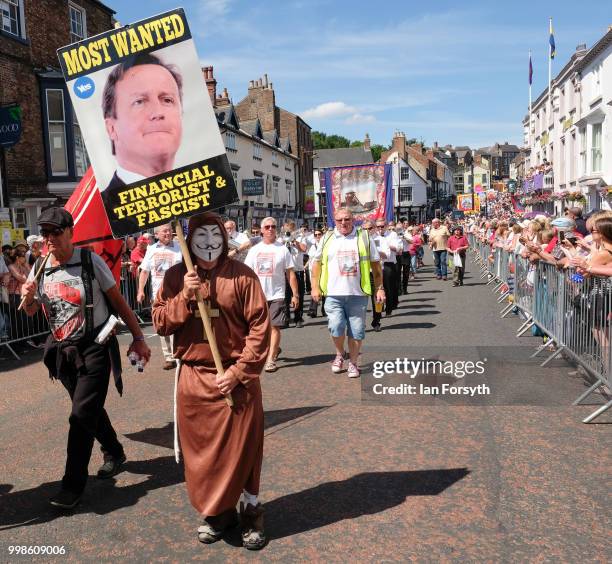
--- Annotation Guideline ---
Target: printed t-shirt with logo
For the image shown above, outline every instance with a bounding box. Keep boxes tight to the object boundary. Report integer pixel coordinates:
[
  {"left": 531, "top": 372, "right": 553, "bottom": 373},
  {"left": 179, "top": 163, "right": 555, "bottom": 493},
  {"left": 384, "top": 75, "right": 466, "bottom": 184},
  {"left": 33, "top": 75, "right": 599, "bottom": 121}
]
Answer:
[
  {"left": 311, "top": 228, "right": 379, "bottom": 296},
  {"left": 244, "top": 241, "right": 293, "bottom": 301},
  {"left": 140, "top": 241, "right": 182, "bottom": 300},
  {"left": 28, "top": 248, "right": 115, "bottom": 341}
]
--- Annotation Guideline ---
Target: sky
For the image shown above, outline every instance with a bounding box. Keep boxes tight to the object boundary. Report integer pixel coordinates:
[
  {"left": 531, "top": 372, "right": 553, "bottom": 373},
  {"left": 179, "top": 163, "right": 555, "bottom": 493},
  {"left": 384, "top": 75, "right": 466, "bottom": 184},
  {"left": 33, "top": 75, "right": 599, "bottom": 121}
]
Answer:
[{"left": 111, "top": 1, "right": 611, "bottom": 150}]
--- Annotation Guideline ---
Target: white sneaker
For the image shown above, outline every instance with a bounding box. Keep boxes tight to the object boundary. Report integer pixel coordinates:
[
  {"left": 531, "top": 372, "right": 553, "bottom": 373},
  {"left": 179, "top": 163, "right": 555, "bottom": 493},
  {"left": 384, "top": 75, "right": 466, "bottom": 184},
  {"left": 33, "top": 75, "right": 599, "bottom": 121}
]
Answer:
[
  {"left": 347, "top": 362, "right": 360, "bottom": 378},
  {"left": 331, "top": 354, "right": 344, "bottom": 373}
]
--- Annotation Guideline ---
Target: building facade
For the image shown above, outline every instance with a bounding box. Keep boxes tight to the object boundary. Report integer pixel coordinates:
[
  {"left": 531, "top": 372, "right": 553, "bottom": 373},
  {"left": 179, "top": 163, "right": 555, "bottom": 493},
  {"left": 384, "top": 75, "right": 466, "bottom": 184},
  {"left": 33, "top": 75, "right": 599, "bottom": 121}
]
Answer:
[
  {"left": 235, "top": 75, "right": 313, "bottom": 219},
  {"left": 522, "top": 27, "right": 612, "bottom": 213},
  {"left": 384, "top": 151, "right": 427, "bottom": 223},
  {"left": 205, "top": 68, "right": 298, "bottom": 231},
  {"left": 0, "top": 0, "right": 115, "bottom": 235}
]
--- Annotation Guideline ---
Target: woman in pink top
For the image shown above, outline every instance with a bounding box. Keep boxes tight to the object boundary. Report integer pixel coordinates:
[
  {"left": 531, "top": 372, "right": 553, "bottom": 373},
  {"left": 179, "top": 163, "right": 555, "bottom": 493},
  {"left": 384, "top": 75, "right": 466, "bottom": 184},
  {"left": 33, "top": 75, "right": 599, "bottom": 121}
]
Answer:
[
  {"left": 408, "top": 228, "right": 423, "bottom": 279},
  {"left": 447, "top": 226, "right": 470, "bottom": 286}
]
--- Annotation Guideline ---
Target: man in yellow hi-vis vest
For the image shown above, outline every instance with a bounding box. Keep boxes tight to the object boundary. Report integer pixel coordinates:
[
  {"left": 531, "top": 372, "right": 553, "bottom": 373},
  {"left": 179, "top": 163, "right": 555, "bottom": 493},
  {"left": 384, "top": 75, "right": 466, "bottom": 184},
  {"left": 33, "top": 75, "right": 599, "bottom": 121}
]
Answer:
[{"left": 311, "top": 208, "right": 385, "bottom": 378}]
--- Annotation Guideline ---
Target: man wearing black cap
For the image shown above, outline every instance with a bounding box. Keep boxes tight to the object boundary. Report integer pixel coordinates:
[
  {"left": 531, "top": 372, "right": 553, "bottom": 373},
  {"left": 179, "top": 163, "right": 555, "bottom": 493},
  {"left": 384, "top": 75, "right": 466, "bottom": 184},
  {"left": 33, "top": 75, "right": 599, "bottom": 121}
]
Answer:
[{"left": 21, "top": 207, "right": 151, "bottom": 509}]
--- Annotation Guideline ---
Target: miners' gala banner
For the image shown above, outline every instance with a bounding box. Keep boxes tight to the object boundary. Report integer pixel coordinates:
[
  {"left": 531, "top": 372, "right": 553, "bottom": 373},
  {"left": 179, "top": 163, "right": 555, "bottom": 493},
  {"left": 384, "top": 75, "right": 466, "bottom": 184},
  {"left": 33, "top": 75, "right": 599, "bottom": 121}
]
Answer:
[
  {"left": 57, "top": 8, "right": 238, "bottom": 237},
  {"left": 457, "top": 194, "right": 474, "bottom": 212},
  {"left": 324, "top": 164, "right": 393, "bottom": 227}
]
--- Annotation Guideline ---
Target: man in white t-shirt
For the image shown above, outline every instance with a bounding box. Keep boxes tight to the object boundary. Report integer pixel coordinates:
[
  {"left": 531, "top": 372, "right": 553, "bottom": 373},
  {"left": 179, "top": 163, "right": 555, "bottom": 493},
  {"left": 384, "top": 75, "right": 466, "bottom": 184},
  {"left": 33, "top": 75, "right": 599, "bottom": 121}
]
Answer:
[
  {"left": 311, "top": 208, "right": 384, "bottom": 378},
  {"left": 137, "top": 223, "right": 182, "bottom": 369},
  {"left": 245, "top": 216, "right": 298, "bottom": 373}
]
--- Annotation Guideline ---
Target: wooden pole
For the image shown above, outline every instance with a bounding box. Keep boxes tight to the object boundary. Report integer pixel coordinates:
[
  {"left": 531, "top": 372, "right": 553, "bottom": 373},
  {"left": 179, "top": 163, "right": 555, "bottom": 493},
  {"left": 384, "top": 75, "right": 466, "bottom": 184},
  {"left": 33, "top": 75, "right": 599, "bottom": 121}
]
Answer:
[
  {"left": 174, "top": 220, "right": 233, "bottom": 407},
  {"left": 17, "top": 253, "right": 50, "bottom": 311}
]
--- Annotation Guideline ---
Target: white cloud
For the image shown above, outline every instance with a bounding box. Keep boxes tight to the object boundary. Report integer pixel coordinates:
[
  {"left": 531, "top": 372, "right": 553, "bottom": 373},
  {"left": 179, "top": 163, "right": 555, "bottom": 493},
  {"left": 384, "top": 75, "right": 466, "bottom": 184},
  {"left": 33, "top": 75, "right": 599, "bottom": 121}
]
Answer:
[
  {"left": 345, "top": 113, "right": 376, "bottom": 125},
  {"left": 199, "top": 0, "right": 232, "bottom": 17},
  {"left": 302, "top": 101, "right": 358, "bottom": 119}
]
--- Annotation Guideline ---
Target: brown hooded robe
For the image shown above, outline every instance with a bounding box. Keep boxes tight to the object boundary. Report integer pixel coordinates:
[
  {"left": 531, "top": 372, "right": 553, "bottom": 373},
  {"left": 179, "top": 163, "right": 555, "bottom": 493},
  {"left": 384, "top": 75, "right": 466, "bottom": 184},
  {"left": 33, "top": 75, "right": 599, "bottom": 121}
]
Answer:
[{"left": 152, "top": 213, "right": 270, "bottom": 516}]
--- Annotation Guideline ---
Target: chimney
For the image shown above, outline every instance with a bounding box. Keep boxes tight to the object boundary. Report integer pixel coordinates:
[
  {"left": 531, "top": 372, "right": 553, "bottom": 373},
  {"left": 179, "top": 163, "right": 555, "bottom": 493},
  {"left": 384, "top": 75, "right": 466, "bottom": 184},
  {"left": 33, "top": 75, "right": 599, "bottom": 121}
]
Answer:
[
  {"left": 202, "top": 66, "right": 217, "bottom": 106},
  {"left": 433, "top": 141, "right": 438, "bottom": 150},
  {"left": 216, "top": 87, "right": 231, "bottom": 106},
  {"left": 264, "top": 73, "right": 269, "bottom": 87},
  {"left": 392, "top": 131, "right": 406, "bottom": 156},
  {"left": 249, "top": 80, "right": 254, "bottom": 88},
  {"left": 364, "top": 133, "right": 371, "bottom": 151}
]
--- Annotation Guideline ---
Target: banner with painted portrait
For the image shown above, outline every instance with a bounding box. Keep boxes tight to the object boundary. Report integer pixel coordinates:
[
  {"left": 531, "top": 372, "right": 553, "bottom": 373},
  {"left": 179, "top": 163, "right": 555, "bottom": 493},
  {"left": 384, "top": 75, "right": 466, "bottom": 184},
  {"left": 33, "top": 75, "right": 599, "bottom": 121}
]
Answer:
[{"left": 323, "top": 164, "right": 392, "bottom": 227}]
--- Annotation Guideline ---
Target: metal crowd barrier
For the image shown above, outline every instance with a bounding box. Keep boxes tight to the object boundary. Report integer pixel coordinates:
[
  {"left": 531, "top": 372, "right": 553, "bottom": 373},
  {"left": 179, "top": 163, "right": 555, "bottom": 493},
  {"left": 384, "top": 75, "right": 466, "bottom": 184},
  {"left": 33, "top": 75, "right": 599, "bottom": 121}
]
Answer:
[
  {"left": 469, "top": 235, "right": 612, "bottom": 423},
  {"left": 119, "top": 263, "right": 152, "bottom": 323},
  {"left": 0, "top": 295, "right": 49, "bottom": 360},
  {"left": 0, "top": 264, "right": 152, "bottom": 361}
]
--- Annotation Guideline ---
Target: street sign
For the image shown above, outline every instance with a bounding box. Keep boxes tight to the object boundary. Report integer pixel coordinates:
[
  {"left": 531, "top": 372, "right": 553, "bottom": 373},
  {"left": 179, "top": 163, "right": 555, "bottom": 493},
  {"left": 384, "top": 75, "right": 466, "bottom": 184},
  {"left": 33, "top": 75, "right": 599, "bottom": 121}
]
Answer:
[
  {"left": 0, "top": 105, "right": 22, "bottom": 149},
  {"left": 242, "top": 178, "right": 264, "bottom": 196}
]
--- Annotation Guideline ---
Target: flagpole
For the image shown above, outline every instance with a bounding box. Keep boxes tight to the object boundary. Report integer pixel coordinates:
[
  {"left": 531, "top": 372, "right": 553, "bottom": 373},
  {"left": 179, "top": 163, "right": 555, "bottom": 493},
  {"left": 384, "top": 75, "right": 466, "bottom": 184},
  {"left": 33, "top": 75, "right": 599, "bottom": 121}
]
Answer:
[
  {"left": 529, "top": 50, "right": 532, "bottom": 151},
  {"left": 548, "top": 17, "right": 552, "bottom": 139}
]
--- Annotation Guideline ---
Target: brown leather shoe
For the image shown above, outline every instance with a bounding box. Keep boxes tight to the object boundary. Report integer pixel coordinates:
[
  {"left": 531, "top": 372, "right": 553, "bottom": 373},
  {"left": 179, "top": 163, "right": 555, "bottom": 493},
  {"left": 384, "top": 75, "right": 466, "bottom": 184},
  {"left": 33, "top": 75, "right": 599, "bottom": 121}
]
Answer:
[{"left": 163, "top": 360, "right": 177, "bottom": 370}]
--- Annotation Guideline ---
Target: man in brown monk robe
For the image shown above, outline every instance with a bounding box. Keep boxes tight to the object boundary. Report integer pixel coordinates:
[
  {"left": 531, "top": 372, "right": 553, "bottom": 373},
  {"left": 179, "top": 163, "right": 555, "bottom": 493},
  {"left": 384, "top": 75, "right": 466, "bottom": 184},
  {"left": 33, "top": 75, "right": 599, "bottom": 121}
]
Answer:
[{"left": 152, "top": 212, "right": 270, "bottom": 550}]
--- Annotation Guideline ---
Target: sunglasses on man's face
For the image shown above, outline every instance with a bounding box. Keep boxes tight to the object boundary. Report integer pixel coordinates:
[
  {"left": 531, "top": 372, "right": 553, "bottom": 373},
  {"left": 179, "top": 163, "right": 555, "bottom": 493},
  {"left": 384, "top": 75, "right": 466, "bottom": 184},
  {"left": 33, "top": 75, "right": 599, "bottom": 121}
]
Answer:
[
  {"left": 314, "top": 232, "right": 322, "bottom": 236},
  {"left": 40, "top": 227, "right": 66, "bottom": 238},
  {"left": 262, "top": 225, "right": 277, "bottom": 230},
  {"left": 336, "top": 218, "right": 352, "bottom": 223}
]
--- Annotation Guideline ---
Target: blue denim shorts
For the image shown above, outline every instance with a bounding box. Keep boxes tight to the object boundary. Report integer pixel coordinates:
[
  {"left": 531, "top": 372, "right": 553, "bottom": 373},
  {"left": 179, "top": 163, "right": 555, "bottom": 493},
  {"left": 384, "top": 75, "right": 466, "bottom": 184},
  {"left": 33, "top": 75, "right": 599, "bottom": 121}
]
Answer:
[{"left": 325, "top": 295, "right": 368, "bottom": 340}]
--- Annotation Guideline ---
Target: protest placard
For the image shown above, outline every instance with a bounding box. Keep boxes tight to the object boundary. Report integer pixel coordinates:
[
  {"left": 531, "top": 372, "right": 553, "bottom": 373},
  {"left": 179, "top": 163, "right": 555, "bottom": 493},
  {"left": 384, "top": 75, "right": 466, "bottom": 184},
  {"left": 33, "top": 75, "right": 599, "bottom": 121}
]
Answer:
[{"left": 57, "top": 8, "right": 238, "bottom": 237}]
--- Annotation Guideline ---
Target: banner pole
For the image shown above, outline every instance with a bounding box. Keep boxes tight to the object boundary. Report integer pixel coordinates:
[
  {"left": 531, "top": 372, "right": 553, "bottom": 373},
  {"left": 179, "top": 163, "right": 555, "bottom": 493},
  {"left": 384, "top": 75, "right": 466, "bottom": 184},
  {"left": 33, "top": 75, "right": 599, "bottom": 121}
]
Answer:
[
  {"left": 18, "top": 253, "right": 50, "bottom": 311},
  {"left": 174, "top": 220, "right": 233, "bottom": 408}
]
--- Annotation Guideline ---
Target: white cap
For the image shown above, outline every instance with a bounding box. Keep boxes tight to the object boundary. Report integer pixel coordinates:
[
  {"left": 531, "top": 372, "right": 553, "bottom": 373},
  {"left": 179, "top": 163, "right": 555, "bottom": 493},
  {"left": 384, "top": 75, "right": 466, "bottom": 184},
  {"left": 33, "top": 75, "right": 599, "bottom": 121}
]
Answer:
[{"left": 27, "top": 235, "right": 43, "bottom": 245}]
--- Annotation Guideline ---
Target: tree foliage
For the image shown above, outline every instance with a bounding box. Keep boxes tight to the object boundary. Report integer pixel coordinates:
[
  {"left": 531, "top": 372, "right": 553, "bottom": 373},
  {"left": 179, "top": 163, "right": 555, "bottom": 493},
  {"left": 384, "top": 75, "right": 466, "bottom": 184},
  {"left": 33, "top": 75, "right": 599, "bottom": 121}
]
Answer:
[
  {"left": 369, "top": 144, "right": 386, "bottom": 162},
  {"left": 312, "top": 131, "right": 390, "bottom": 162},
  {"left": 312, "top": 131, "right": 352, "bottom": 149}
]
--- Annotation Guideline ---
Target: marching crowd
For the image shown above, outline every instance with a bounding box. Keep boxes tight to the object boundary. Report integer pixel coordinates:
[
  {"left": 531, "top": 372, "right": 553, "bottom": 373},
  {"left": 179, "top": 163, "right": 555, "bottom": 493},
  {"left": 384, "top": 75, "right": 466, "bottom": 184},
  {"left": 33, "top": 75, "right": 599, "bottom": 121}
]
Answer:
[{"left": 6, "top": 202, "right": 611, "bottom": 551}]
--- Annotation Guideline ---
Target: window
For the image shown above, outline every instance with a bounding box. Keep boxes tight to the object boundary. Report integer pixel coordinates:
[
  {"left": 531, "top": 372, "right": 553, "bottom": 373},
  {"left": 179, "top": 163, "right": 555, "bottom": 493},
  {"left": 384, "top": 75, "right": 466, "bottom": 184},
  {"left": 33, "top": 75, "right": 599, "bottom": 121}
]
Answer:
[
  {"left": 591, "top": 123, "right": 602, "bottom": 172},
  {"left": 69, "top": 3, "right": 86, "bottom": 42},
  {"left": 579, "top": 128, "right": 586, "bottom": 175},
  {"left": 11, "top": 207, "right": 26, "bottom": 228},
  {"left": 399, "top": 187, "right": 412, "bottom": 203},
  {"left": 232, "top": 170, "right": 238, "bottom": 185},
  {"left": 594, "top": 63, "right": 602, "bottom": 97},
  {"left": 287, "top": 189, "right": 293, "bottom": 207},
  {"left": 46, "top": 90, "right": 69, "bottom": 176},
  {"left": 225, "top": 131, "right": 236, "bottom": 151},
  {"left": 73, "top": 111, "right": 89, "bottom": 176},
  {"left": 559, "top": 86, "right": 565, "bottom": 116},
  {"left": 1, "top": 0, "right": 20, "bottom": 36},
  {"left": 273, "top": 183, "right": 279, "bottom": 205},
  {"left": 252, "top": 143, "right": 262, "bottom": 161},
  {"left": 400, "top": 167, "right": 409, "bottom": 181},
  {"left": 42, "top": 83, "right": 91, "bottom": 180},
  {"left": 272, "top": 151, "right": 278, "bottom": 167}
]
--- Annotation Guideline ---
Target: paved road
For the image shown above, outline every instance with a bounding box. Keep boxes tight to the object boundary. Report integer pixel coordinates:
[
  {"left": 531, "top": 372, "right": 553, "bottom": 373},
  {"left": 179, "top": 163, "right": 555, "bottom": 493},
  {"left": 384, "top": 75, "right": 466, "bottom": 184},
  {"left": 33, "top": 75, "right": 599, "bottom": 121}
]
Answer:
[{"left": 0, "top": 251, "right": 609, "bottom": 562}]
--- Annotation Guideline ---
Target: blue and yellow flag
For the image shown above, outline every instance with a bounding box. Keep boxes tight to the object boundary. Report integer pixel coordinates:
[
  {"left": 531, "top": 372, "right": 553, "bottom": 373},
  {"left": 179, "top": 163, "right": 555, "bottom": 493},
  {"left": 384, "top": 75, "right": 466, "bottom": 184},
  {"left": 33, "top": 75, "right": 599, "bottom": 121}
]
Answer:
[{"left": 549, "top": 19, "right": 556, "bottom": 59}]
